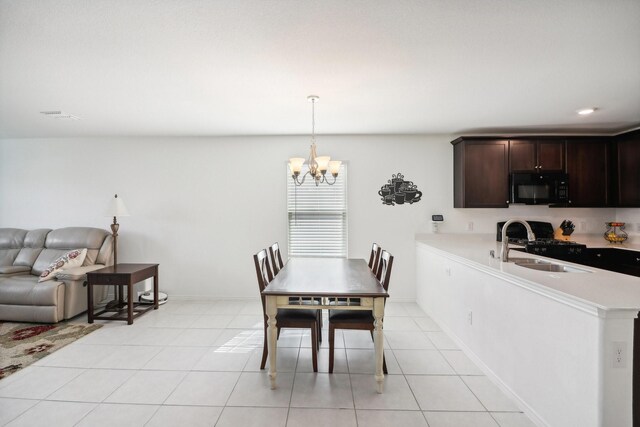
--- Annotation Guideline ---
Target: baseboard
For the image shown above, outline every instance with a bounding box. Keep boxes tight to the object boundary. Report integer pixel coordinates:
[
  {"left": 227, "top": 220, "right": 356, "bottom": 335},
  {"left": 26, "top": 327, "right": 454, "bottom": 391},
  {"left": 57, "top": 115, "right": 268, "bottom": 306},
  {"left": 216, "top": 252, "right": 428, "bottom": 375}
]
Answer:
[
  {"left": 161, "top": 295, "right": 417, "bottom": 303},
  {"left": 166, "top": 295, "right": 259, "bottom": 302},
  {"left": 417, "top": 302, "right": 549, "bottom": 427},
  {"left": 387, "top": 298, "right": 417, "bottom": 303}
]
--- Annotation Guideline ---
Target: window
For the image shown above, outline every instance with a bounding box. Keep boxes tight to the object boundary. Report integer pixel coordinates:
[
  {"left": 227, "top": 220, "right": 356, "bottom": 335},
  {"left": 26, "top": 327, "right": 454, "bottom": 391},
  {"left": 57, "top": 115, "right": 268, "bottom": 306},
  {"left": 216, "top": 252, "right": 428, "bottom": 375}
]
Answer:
[{"left": 287, "top": 164, "right": 347, "bottom": 258}]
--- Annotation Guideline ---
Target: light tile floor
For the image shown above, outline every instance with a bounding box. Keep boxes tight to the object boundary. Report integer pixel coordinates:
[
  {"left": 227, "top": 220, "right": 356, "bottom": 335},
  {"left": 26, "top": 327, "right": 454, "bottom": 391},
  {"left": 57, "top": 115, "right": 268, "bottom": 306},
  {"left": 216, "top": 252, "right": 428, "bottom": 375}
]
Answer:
[{"left": 0, "top": 300, "right": 537, "bottom": 427}]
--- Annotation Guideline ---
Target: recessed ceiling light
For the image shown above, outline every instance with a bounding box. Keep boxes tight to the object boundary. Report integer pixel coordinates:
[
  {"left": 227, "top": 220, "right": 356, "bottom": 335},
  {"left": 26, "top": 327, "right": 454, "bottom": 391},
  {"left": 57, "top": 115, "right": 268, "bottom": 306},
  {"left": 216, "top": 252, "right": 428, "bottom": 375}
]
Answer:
[
  {"left": 577, "top": 108, "right": 596, "bottom": 115},
  {"left": 40, "top": 111, "right": 80, "bottom": 120}
]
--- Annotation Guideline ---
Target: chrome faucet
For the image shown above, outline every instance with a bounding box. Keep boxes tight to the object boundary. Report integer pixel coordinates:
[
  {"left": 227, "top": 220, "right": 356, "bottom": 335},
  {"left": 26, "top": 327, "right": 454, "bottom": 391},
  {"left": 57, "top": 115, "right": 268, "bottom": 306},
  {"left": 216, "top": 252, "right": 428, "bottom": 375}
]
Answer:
[{"left": 501, "top": 219, "right": 536, "bottom": 262}]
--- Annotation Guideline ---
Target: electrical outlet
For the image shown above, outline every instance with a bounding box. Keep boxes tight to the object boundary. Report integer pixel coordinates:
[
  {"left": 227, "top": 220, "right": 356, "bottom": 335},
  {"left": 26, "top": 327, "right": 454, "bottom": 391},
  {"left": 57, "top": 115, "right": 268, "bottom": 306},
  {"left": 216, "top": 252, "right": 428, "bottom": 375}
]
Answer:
[
  {"left": 467, "top": 222, "right": 474, "bottom": 232},
  {"left": 579, "top": 222, "right": 587, "bottom": 232},
  {"left": 468, "top": 311, "right": 473, "bottom": 325},
  {"left": 612, "top": 342, "right": 627, "bottom": 368},
  {"left": 445, "top": 267, "right": 451, "bottom": 277}
]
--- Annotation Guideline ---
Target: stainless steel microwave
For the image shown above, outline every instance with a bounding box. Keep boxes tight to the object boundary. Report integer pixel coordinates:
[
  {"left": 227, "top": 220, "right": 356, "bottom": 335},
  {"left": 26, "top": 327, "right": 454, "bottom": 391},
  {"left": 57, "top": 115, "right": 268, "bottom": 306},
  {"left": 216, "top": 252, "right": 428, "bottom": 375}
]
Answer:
[{"left": 510, "top": 173, "right": 569, "bottom": 205}]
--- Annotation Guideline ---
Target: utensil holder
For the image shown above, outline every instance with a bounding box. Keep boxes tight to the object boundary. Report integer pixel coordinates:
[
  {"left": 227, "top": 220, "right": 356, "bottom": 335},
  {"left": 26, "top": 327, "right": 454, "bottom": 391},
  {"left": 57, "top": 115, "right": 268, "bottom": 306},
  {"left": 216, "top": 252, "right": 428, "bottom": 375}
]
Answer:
[{"left": 554, "top": 228, "right": 572, "bottom": 241}]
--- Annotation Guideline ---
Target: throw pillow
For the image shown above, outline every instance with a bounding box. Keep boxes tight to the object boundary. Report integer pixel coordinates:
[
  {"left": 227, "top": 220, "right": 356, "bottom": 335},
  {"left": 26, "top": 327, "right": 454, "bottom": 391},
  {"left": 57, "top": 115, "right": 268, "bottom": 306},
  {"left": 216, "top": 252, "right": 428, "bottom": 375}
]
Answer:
[{"left": 38, "top": 248, "right": 88, "bottom": 282}]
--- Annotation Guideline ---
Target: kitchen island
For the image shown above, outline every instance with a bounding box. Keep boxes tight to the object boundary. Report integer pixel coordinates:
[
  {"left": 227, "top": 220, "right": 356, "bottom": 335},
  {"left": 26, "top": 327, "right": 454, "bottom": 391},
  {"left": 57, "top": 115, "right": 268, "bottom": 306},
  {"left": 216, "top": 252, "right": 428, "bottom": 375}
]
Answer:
[{"left": 416, "top": 234, "right": 640, "bottom": 427}]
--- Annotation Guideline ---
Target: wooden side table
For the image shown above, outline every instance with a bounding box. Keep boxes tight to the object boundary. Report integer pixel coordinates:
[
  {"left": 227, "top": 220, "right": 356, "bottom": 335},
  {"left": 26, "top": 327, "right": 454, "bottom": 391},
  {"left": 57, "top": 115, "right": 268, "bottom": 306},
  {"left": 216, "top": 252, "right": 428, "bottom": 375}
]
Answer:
[{"left": 87, "top": 263, "right": 159, "bottom": 325}]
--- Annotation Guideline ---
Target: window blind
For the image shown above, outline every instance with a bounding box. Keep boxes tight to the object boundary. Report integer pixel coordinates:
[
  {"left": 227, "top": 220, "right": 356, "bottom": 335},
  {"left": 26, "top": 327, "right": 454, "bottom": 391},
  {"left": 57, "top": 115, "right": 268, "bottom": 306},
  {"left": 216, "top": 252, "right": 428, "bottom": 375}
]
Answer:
[{"left": 287, "top": 164, "right": 347, "bottom": 258}]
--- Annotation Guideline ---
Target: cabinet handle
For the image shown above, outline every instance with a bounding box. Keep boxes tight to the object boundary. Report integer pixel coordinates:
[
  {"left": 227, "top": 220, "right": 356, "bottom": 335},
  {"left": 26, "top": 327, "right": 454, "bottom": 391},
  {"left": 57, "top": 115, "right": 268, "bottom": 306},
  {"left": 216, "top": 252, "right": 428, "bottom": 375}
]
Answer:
[
  {"left": 506, "top": 200, "right": 510, "bottom": 204},
  {"left": 538, "top": 165, "right": 542, "bottom": 170}
]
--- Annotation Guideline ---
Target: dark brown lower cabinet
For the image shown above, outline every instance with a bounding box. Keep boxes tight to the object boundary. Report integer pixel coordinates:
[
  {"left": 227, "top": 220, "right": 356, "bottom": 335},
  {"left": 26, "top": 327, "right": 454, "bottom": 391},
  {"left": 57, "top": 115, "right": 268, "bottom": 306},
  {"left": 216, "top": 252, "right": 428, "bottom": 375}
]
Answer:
[
  {"left": 453, "top": 139, "right": 509, "bottom": 208},
  {"left": 634, "top": 312, "right": 640, "bottom": 426},
  {"left": 566, "top": 139, "right": 610, "bottom": 207}
]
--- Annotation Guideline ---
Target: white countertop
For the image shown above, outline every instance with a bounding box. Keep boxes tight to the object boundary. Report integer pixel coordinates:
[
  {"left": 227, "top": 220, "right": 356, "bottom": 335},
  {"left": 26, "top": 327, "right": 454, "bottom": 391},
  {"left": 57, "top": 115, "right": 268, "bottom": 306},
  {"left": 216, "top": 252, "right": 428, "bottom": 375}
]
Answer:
[{"left": 416, "top": 233, "right": 640, "bottom": 313}]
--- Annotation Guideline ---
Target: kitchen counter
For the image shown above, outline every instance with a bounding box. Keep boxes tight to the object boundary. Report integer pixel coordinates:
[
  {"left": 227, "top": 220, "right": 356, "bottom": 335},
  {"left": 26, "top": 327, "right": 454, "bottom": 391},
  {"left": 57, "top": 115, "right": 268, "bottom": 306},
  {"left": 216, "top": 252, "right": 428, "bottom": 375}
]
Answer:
[
  {"left": 415, "top": 233, "right": 639, "bottom": 427},
  {"left": 416, "top": 233, "right": 640, "bottom": 313}
]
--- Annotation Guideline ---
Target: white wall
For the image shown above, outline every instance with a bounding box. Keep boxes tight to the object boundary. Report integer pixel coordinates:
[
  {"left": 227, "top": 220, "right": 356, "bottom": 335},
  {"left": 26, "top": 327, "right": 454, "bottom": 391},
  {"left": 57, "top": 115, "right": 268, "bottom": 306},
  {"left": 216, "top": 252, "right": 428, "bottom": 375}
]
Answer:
[{"left": 0, "top": 135, "right": 627, "bottom": 300}]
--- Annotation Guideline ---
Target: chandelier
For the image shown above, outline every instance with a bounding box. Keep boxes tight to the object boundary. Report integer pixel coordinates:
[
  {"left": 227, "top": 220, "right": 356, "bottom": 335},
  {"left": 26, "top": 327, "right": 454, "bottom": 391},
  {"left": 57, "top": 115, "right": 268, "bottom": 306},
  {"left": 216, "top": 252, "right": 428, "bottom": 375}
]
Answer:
[{"left": 289, "top": 95, "right": 341, "bottom": 186}]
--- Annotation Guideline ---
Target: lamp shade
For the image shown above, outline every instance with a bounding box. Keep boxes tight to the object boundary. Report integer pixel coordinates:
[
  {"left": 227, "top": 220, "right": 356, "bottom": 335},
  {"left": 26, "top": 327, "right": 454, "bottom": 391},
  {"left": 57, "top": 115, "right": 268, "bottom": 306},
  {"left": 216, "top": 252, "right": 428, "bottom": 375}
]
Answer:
[
  {"left": 288, "top": 158, "right": 305, "bottom": 174},
  {"left": 315, "top": 156, "right": 331, "bottom": 172},
  {"left": 106, "top": 194, "right": 130, "bottom": 217},
  {"left": 329, "top": 160, "right": 342, "bottom": 175}
]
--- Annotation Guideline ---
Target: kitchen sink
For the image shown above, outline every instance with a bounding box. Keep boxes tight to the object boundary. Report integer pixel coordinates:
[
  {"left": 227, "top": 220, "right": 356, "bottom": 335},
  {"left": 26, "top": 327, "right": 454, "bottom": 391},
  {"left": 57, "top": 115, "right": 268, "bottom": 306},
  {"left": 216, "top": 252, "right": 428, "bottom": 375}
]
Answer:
[{"left": 510, "top": 258, "right": 591, "bottom": 273}]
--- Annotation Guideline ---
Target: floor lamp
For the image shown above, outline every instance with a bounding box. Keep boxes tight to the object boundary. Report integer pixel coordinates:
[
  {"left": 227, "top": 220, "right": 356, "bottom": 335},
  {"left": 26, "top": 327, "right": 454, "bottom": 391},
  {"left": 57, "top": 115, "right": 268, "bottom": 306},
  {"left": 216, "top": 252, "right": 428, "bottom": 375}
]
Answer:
[{"left": 106, "top": 194, "right": 129, "bottom": 308}]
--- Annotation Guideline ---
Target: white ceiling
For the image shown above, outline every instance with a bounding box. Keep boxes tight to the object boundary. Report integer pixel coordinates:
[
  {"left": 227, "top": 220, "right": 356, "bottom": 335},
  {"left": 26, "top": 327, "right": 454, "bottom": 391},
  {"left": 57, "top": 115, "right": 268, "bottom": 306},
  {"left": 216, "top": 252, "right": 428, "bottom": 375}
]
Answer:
[{"left": 1, "top": 0, "right": 639, "bottom": 138}]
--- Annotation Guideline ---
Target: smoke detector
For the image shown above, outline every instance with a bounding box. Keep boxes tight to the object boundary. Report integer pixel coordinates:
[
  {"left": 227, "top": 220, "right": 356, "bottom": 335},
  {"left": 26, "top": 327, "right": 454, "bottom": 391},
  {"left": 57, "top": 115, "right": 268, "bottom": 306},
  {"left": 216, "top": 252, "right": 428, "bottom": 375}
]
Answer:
[{"left": 40, "top": 111, "right": 80, "bottom": 120}]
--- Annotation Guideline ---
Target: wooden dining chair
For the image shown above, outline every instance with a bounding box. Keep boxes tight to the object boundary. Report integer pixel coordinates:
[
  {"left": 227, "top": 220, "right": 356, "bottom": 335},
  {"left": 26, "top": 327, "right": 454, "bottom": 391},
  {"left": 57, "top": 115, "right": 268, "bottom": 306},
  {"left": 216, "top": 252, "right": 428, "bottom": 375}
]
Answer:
[
  {"left": 328, "top": 250, "right": 394, "bottom": 374},
  {"left": 253, "top": 249, "right": 320, "bottom": 372},
  {"left": 368, "top": 242, "right": 382, "bottom": 275},
  {"left": 269, "top": 242, "right": 285, "bottom": 275},
  {"left": 270, "top": 242, "right": 323, "bottom": 334},
  {"left": 341, "top": 242, "right": 381, "bottom": 306}
]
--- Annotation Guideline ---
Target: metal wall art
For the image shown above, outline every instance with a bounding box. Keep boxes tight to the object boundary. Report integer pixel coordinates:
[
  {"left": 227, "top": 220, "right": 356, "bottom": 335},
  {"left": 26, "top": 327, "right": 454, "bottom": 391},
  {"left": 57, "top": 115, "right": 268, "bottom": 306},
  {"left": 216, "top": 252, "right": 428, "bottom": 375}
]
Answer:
[{"left": 378, "top": 173, "right": 422, "bottom": 206}]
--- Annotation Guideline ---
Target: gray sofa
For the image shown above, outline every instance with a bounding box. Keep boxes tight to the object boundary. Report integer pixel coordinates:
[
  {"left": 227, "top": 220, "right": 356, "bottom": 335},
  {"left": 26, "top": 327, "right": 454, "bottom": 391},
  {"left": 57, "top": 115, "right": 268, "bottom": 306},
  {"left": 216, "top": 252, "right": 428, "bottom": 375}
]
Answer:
[{"left": 0, "top": 227, "right": 113, "bottom": 323}]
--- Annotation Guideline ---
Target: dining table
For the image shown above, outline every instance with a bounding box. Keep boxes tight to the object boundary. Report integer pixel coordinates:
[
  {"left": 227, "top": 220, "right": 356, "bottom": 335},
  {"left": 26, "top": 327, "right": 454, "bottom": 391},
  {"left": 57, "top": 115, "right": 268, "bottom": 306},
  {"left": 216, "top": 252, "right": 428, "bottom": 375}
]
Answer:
[{"left": 262, "top": 257, "right": 389, "bottom": 393}]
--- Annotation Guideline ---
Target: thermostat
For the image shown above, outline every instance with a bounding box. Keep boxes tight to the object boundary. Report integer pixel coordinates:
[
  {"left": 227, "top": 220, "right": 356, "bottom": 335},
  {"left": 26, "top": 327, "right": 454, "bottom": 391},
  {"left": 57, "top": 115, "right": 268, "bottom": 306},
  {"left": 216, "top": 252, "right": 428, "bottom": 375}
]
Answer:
[{"left": 431, "top": 214, "right": 444, "bottom": 233}]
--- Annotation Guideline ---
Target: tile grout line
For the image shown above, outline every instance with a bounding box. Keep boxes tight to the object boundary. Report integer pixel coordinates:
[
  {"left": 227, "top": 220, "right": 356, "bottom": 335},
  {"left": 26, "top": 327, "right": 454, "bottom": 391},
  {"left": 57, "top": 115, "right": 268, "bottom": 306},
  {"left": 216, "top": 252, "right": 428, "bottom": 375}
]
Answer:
[
  {"left": 392, "top": 344, "right": 432, "bottom": 427},
  {"left": 140, "top": 365, "right": 194, "bottom": 426},
  {"left": 284, "top": 345, "right": 302, "bottom": 426},
  {"left": 410, "top": 320, "right": 440, "bottom": 427},
  {"left": 33, "top": 365, "right": 88, "bottom": 401},
  {"left": 344, "top": 333, "right": 359, "bottom": 427},
  {"left": 0, "top": 398, "right": 42, "bottom": 426},
  {"left": 348, "top": 371, "right": 358, "bottom": 427},
  {"left": 71, "top": 400, "right": 99, "bottom": 426}
]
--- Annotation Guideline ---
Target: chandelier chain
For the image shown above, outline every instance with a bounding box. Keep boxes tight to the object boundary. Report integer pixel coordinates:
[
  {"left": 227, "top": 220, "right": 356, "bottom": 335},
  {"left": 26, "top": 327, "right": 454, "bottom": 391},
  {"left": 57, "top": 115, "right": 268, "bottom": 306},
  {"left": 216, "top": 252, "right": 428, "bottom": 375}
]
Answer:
[{"left": 311, "top": 97, "right": 316, "bottom": 144}]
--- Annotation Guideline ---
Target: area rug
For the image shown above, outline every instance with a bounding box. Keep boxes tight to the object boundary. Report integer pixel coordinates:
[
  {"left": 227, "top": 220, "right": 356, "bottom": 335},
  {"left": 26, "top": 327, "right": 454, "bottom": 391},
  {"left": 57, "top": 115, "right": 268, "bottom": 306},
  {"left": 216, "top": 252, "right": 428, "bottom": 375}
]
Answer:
[{"left": 0, "top": 321, "right": 102, "bottom": 380}]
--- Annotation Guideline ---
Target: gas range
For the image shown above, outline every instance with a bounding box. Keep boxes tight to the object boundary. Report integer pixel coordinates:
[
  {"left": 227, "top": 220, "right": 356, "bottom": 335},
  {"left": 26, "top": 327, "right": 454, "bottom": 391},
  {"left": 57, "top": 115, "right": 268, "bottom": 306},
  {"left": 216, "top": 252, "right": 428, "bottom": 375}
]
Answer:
[
  {"left": 497, "top": 221, "right": 586, "bottom": 256},
  {"left": 520, "top": 238, "right": 587, "bottom": 256}
]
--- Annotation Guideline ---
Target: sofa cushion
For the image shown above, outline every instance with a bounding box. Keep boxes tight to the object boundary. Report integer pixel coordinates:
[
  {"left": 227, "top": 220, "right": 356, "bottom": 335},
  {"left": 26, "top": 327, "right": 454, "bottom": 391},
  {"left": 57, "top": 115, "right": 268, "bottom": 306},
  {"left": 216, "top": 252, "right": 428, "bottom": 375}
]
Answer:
[
  {"left": 24, "top": 229, "right": 51, "bottom": 248},
  {"left": 39, "top": 249, "right": 87, "bottom": 282},
  {"left": 0, "top": 229, "right": 27, "bottom": 267},
  {"left": 14, "top": 248, "right": 44, "bottom": 267},
  {"left": 45, "top": 227, "right": 109, "bottom": 250},
  {"left": 0, "top": 249, "right": 20, "bottom": 267},
  {"left": 45, "top": 227, "right": 110, "bottom": 267},
  {"left": 32, "top": 249, "right": 71, "bottom": 276},
  {"left": 13, "top": 229, "right": 50, "bottom": 268},
  {"left": 0, "top": 228, "right": 27, "bottom": 249},
  {"left": 96, "top": 234, "right": 113, "bottom": 266},
  {"left": 0, "top": 266, "right": 31, "bottom": 275},
  {"left": 56, "top": 264, "right": 106, "bottom": 281},
  {"left": 0, "top": 276, "right": 64, "bottom": 306}
]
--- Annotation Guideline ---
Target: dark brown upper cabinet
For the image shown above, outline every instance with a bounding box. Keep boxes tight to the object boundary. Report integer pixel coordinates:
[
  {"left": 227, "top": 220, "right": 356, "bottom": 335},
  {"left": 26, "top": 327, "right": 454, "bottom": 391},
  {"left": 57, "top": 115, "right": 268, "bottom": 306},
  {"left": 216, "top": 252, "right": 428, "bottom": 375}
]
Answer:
[
  {"left": 509, "top": 139, "right": 565, "bottom": 173},
  {"left": 615, "top": 130, "right": 640, "bottom": 207},
  {"left": 565, "top": 138, "right": 610, "bottom": 207},
  {"left": 453, "top": 138, "right": 509, "bottom": 208}
]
